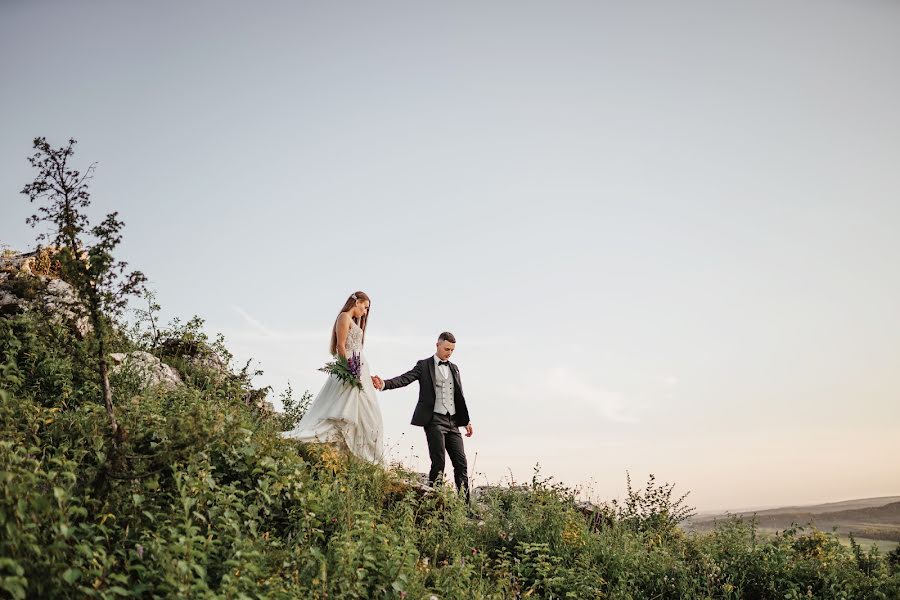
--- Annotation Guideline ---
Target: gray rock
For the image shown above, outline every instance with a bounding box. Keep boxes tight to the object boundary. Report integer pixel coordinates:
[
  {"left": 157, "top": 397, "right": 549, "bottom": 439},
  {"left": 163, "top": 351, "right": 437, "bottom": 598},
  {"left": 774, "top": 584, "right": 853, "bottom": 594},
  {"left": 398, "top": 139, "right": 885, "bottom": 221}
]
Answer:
[
  {"left": 0, "top": 251, "right": 36, "bottom": 274},
  {"left": 43, "top": 278, "right": 92, "bottom": 337},
  {"left": 109, "top": 351, "right": 184, "bottom": 390},
  {"left": 0, "top": 251, "right": 93, "bottom": 337}
]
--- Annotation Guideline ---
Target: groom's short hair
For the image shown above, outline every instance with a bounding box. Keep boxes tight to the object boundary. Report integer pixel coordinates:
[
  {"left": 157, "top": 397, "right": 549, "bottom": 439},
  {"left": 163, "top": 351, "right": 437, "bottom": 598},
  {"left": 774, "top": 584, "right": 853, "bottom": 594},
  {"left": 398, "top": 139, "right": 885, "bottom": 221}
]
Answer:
[{"left": 438, "top": 332, "right": 456, "bottom": 344}]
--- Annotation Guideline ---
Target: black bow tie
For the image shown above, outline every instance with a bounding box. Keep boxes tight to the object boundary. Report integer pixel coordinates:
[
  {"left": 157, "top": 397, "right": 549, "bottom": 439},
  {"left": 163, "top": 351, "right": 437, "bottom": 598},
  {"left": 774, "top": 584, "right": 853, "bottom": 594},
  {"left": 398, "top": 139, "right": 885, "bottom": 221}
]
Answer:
[{"left": 438, "top": 361, "right": 450, "bottom": 367}]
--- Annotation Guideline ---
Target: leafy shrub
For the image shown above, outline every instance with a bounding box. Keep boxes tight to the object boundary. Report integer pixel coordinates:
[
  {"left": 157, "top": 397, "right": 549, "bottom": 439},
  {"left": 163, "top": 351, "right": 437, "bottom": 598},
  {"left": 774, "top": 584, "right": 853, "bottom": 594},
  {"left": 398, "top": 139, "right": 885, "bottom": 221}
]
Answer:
[
  {"left": 3, "top": 302, "right": 900, "bottom": 598},
  {"left": 613, "top": 471, "right": 696, "bottom": 539},
  {"left": 276, "top": 381, "right": 313, "bottom": 431}
]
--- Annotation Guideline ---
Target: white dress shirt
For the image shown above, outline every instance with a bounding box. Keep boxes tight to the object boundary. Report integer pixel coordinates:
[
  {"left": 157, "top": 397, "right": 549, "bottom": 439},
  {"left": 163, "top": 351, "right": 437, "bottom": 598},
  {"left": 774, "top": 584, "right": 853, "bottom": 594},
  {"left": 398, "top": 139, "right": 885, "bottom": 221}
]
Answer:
[{"left": 434, "top": 354, "right": 450, "bottom": 379}]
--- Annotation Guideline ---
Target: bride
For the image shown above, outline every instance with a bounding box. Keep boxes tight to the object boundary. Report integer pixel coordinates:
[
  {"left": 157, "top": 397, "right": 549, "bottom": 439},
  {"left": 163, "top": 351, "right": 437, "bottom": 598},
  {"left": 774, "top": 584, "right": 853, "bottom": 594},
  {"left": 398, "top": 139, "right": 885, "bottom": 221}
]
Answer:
[{"left": 282, "top": 291, "right": 384, "bottom": 463}]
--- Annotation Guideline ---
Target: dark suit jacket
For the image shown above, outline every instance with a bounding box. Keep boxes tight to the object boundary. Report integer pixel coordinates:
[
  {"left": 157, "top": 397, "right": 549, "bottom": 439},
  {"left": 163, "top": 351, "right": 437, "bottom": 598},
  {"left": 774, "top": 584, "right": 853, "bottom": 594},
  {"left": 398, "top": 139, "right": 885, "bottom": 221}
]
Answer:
[{"left": 382, "top": 357, "right": 471, "bottom": 427}]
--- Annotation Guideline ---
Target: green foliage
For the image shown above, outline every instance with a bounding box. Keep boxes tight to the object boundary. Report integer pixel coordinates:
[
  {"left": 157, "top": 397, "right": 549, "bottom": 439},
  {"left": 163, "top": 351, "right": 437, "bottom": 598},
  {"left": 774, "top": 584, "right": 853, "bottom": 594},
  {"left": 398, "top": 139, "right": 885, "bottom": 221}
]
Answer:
[
  {"left": 3, "top": 291, "right": 900, "bottom": 598},
  {"left": 888, "top": 542, "right": 900, "bottom": 574},
  {"left": 277, "top": 381, "right": 313, "bottom": 431},
  {"left": 154, "top": 314, "right": 233, "bottom": 370},
  {"left": 0, "top": 312, "right": 99, "bottom": 409},
  {"left": 1, "top": 271, "right": 44, "bottom": 302},
  {"left": 319, "top": 353, "right": 363, "bottom": 390},
  {"left": 19, "top": 136, "right": 147, "bottom": 440},
  {"left": 613, "top": 471, "right": 696, "bottom": 539},
  {"left": 21, "top": 137, "right": 147, "bottom": 331},
  {"left": 126, "top": 290, "right": 163, "bottom": 354}
]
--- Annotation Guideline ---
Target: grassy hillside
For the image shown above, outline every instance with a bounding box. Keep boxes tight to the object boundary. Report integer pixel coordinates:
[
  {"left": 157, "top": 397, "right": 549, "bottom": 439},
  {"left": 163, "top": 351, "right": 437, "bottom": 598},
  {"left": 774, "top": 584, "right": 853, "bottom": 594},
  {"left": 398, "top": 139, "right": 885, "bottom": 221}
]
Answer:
[
  {"left": 690, "top": 500, "right": 900, "bottom": 543},
  {"left": 751, "top": 497, "right": 900, "bottom": 516},
  {"left": 2, "top": 299, "right": 900, "bottom": 598},
  {"left": 697, "top": 496, "right": 900, "bottom": 519}
]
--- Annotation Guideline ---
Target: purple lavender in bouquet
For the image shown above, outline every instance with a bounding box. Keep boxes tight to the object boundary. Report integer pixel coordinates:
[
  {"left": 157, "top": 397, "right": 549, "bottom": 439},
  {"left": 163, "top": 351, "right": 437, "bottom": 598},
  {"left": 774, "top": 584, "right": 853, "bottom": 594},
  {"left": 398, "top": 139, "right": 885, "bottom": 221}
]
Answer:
[{"left": 347, "top": 352, "right": 362, "bottom": 379}]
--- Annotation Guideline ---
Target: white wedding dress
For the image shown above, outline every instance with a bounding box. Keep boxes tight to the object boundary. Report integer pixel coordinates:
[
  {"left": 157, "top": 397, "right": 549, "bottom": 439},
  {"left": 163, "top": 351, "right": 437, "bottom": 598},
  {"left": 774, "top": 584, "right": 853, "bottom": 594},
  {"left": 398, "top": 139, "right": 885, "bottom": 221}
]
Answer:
[{"left": 282, "top": 321, "right": 384, "bottom": 464}]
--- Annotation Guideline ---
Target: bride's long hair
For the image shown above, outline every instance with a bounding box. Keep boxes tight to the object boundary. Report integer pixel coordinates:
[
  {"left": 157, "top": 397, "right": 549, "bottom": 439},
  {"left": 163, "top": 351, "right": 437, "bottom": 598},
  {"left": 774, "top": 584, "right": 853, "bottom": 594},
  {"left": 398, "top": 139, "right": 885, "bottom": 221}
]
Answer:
[{"left": 330, "top": 290, "right": 371, "bottom": 355}]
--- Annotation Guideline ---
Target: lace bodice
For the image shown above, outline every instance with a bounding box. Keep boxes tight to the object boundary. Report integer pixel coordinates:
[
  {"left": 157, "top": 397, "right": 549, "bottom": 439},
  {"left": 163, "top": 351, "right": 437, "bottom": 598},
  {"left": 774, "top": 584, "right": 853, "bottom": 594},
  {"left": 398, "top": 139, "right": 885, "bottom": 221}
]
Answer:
[{"left": 345, "top": 321, "right": 364, "bottom": 354}]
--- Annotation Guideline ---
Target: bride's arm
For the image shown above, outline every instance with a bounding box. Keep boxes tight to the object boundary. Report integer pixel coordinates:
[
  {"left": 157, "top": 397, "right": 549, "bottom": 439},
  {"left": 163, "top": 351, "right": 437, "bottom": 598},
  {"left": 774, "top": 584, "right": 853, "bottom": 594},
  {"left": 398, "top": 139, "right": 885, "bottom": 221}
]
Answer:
[{"left": 335, "top": 313, "right": 351, "bottom": 358}]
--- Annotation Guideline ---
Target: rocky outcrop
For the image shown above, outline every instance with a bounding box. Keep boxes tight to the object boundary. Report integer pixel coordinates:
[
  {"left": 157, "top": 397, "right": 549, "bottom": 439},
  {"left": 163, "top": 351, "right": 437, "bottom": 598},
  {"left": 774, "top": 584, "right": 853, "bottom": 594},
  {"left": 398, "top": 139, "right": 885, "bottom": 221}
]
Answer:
[
  {"left": 109, "top": 351, "right": 184, "bottom": 390},
  {"left": 0, "top": 246, "right": 75, "bottom": 278},
  {"left": 42, "top": 277, "right": 92, "bottom": 337},
  {"left": 0, "top": 249, "right": 92, "bottom": 337},
  {"left": 2, "top": 248, "right": 275, "bottom": 411}
]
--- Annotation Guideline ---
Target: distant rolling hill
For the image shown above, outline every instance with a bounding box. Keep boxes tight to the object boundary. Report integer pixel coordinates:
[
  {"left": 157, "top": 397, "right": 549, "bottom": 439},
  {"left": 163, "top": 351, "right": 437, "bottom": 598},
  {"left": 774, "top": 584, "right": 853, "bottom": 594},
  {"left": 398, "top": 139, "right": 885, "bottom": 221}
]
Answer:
[{"left": 687, "top": 496, "right": 900, "bottom": 542}]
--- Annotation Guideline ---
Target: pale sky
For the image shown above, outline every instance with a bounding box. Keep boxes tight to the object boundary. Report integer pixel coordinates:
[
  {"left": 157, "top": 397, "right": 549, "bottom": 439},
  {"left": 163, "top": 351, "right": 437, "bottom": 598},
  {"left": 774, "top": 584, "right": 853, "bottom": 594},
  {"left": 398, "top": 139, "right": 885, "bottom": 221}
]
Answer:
[{"left": 2, "top": 1, "right": 898, "bottom": 511}]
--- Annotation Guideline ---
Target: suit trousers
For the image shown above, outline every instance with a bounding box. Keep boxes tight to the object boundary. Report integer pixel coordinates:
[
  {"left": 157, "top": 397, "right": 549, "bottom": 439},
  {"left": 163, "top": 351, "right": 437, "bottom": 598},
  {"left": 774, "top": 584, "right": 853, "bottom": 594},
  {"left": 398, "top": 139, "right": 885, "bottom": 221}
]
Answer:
[{"left": 424, "top": 412, "right": 469, "bottom": 499}]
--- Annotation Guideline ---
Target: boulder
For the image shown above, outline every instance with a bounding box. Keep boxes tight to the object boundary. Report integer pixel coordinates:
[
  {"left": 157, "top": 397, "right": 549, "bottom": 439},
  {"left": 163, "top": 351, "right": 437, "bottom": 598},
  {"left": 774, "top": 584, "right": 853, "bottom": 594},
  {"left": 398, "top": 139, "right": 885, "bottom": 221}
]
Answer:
[
  {"left": 109, "top": 351, "right": 184, "bottom": 390},
  {"left": 43, "top": 277, "right": 92, "bottom": 337},
  {"left": 0, "top": 249, "right": 92, "bottom": 337}
]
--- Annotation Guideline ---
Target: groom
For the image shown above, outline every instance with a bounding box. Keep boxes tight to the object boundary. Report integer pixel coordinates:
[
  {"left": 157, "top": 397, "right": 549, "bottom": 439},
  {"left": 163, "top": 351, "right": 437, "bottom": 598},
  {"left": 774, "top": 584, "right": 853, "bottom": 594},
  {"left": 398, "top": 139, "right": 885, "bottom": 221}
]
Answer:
[{"left": 373, "top": 332, "right": 473, "bottom": 499}]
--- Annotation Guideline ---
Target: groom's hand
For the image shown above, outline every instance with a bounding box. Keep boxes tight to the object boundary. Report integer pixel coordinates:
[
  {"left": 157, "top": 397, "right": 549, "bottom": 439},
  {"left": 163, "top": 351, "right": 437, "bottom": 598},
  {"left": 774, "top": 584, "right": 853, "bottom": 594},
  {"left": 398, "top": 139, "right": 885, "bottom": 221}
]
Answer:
[
  {"left": 372, "top": 375, "right": 384, "bottom": 390},
  {"left": 465, "top": 423, "right": 474, "bottom": 437}
]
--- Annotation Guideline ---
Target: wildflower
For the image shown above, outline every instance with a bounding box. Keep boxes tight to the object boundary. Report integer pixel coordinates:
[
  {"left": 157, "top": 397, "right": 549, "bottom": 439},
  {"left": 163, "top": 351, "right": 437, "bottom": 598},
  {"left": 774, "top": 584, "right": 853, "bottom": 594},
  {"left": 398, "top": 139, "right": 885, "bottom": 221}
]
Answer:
[{"left": 347, "top": 352, "right": 362, "bottom": 379}]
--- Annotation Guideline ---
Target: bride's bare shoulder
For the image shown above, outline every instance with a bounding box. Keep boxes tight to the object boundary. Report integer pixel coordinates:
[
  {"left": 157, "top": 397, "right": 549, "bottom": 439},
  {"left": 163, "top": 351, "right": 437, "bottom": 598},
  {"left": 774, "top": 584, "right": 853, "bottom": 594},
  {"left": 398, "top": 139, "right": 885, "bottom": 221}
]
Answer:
[{"left": 335, "top": 311, "right": 351, "bottom": 329}]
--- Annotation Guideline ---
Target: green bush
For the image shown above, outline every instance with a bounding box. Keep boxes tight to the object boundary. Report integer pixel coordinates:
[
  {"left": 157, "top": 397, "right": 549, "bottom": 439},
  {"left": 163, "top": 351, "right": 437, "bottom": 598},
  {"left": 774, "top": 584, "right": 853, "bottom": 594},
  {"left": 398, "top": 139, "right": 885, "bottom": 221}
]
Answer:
[{"left": 2, "top": 310, "right": 900, "bottom": 598}]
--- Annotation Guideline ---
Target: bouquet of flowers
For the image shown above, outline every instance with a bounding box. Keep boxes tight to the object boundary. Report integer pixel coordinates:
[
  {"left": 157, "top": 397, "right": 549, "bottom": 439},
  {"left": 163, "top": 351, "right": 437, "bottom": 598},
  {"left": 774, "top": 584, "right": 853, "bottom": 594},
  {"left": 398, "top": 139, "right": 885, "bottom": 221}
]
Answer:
[{"left": 319, "top": 352, "right": 363, "bottom": 389}]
